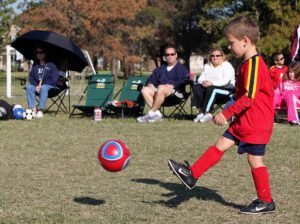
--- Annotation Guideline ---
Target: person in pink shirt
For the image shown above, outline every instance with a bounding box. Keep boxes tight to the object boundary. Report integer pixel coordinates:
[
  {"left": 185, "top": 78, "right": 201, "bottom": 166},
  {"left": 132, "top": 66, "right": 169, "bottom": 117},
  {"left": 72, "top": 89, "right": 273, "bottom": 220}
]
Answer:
[{"left": 274, "top": 61, "right": 300, "bottom": 126}]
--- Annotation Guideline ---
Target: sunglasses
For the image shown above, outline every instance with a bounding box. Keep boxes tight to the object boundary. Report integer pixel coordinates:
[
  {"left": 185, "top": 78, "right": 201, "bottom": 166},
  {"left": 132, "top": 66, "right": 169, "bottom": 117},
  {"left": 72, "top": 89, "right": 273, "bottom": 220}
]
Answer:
[
  {"left": 165, "top": 53, "right": 176, "bottom": 57},
  {"left": 210, "top": 55, "right": 222, "bottom": 58},
  {"left": 36, "top": 51, "right": 44, "bottom": 54},
  {"left": 277, "top": 57, "right": 284, "bottom": 61}
]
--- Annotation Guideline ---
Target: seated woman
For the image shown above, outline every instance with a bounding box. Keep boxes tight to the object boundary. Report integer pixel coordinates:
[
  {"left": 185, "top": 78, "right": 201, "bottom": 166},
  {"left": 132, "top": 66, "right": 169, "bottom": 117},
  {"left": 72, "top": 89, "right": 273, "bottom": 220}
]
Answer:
[
  {"left": 192, "top": 48, "right": 235, "bottom": 123},
  {"left": 274, "top": 61, "right": 300, "bottom": 126},
  {"left": 25, "top": 46, "right": 60, "bottom": 118}
]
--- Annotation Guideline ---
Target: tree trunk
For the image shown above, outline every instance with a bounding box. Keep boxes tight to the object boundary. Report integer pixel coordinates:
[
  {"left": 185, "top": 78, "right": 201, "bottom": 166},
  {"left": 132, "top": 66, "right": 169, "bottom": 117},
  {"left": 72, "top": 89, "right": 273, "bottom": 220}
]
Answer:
[{"left": 112, "top": 58, "right": 118, "bottom": 80}]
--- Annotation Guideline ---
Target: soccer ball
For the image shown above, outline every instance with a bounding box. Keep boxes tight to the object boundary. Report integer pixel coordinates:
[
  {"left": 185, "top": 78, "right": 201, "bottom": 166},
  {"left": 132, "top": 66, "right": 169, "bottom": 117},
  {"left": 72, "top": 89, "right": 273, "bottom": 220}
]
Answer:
[
  {"left": 98, "top": 140, "right": 131, "bottom": 172},
  {"left": 23, "top": 109, "right": 35, "bottom": 120},
  {"left": 13, "top": 108, "right": 25, "bottom": 119},
  {"left": 13, "top": 104, "right": 23, "bottom": 111}
]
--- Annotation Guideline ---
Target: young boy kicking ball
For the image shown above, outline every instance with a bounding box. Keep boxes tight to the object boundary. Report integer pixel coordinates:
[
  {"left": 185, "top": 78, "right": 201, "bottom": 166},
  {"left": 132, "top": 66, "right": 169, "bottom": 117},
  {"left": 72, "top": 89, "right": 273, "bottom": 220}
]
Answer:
[{"left": 168, "top": 16, "right": 276, "bottom": 215}]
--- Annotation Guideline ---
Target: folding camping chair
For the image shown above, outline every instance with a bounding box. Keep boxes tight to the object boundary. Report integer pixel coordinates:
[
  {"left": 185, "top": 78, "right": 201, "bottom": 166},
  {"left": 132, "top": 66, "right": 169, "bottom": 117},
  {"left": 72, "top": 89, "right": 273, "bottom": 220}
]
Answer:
[
  {"left": 37, "top": 75, "right": 71, "bottom": 115},
  {"left": 69, "top": 74, "right": 114, "bottom": 117},
  {"left": 21, "top": 73, "right": 70, "bottom": 116},
  {"left": 107, "top": 76, "right": 148, "bottom": 117},
  {"left": 211, "top": 90, "right": 235, "bottom": 114},
  {"left": 161, "top": 80, "right": 193, "bottom": 119}
]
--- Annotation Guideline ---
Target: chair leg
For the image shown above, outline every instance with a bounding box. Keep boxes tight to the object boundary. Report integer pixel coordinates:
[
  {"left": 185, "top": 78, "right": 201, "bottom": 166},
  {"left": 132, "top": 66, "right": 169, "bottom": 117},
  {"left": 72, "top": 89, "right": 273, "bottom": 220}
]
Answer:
[{"left": 69, "top": 107, "right": 76, "bottom": 118}]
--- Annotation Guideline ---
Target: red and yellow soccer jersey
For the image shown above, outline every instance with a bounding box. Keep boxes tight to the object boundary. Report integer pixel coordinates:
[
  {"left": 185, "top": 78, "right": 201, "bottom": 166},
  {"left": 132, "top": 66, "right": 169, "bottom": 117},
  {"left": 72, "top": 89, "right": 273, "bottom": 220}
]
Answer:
[
  {"left": 269, "top": 65, "right": 288, "bottom": 89},
  {"left": 223, "top": 55, "right": 274, "bottom": 144}
]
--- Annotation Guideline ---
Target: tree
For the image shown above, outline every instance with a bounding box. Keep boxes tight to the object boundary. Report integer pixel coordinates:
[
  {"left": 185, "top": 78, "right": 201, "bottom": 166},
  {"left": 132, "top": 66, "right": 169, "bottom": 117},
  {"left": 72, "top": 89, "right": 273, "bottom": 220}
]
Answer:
[
  {"left": 17, "top": 0, "right": 148, "bottom": 78},
  {"left": 0, "top": 0, "right": 16, "bottom": 46},
  {"left": 196, "top": 0, "right": 299, "bottom": 64},
  {"left": 15, "top": 0, "right": 299, "bottom": 73}
]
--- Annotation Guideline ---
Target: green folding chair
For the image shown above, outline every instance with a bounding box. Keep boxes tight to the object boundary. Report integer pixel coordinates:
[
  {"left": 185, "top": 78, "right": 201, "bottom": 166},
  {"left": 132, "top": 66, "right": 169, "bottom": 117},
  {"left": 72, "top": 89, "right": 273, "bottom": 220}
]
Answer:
[
  {"left": 70, "top": 74, "right": 114, "bottom": 117},
  {"left": 108, "top": 76, "right": 148, "bottom": 117}
]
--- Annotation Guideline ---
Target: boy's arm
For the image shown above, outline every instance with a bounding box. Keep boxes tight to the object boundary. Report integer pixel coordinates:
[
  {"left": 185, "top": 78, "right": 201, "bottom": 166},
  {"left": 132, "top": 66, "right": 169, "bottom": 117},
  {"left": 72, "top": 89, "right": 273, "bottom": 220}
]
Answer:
[{"left": 222, "top": 95, "right": 254, "bottom": 120}]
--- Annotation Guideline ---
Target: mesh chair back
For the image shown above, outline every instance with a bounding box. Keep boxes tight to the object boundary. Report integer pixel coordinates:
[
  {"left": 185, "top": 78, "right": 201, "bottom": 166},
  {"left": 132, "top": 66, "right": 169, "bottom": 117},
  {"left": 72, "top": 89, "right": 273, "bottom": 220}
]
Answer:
[
  {"left": 85, "top": 74, "right": 114, "bottom": 107},
  {"left": 118, "top": 76, "right": 148, "bottom": 106}
]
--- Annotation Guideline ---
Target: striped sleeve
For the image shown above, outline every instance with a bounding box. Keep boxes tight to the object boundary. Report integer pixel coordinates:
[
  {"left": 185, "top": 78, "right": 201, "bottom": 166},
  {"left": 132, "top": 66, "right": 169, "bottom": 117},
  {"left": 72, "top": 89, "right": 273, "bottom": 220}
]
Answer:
[{"left": 245, "top": 56, "right": 259, "bottom": 99}]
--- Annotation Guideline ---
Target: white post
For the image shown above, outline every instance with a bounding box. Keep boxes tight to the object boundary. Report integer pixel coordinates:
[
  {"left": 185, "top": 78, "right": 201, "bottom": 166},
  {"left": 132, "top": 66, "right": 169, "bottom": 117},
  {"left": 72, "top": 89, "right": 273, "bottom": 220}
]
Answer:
[
  {"left": 6, "top": 45, "right": 12, "bottom": 98},
  {"left": 82, "top": 50, "right": 97, "bottom": 75}
]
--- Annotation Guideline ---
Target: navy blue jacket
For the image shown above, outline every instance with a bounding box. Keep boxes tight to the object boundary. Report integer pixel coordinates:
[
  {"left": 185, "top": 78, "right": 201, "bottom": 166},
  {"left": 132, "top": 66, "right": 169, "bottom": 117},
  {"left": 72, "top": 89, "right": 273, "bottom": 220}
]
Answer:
[
  {"left": 146, "top": 63, "right": 188, "bottom": 89},
  {"left": 29, "top": 62, "right": 60, "bottom": 86}
]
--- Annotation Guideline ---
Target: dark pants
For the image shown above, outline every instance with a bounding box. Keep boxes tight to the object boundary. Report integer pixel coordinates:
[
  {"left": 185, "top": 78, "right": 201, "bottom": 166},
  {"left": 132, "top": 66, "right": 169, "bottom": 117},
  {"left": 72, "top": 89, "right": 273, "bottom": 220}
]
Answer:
[{"left": 191, "top": 84, "right": 233, "bottom": 113}]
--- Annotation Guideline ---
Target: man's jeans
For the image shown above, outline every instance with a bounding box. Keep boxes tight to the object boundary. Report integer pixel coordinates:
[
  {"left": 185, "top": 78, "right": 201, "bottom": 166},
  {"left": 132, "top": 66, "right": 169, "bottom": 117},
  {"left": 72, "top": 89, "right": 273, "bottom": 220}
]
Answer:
[{"left": 26, "top": 84, "right": 54, "bottom": 109}]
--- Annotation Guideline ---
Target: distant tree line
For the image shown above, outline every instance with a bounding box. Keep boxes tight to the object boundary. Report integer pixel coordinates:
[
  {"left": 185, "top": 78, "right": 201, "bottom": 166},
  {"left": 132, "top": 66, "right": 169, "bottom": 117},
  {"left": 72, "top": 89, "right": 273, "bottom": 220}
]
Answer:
[{"left": 2, "top": 0, "right": 299, "bottom": 76}]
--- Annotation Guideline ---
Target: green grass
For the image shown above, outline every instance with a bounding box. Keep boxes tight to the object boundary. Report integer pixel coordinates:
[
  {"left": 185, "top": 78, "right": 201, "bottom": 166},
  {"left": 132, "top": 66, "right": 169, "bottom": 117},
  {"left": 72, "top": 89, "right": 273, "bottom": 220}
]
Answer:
[{"left": 0, "top": 75, "right": 299, "bottom": 223}]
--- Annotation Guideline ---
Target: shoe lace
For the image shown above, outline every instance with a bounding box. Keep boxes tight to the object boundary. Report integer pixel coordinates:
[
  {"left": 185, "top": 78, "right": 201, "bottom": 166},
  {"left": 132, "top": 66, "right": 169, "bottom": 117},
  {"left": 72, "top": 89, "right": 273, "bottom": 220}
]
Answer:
[{"left": 184, "top": 160, "right": 190, "bottom": 167}]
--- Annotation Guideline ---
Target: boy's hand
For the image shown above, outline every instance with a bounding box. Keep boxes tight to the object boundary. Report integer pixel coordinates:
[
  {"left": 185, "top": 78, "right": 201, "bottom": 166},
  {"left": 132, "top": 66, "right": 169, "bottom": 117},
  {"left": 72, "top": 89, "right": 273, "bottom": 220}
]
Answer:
[{"left": 214, "top": 112, "right": 227, "bottom": 126}]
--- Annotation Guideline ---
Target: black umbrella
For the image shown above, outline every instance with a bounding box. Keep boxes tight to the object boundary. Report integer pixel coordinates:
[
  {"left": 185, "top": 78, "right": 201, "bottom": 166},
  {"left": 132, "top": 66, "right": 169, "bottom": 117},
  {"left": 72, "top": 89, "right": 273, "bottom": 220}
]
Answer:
[{"left": 11, "top": 30, "right": 88, "bottom": 72}]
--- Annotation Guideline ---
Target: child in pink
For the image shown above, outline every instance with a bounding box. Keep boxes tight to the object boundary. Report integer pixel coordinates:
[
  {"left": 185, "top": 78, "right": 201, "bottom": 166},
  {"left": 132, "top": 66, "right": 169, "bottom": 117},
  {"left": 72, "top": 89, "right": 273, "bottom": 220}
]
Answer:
[{"left": 274, "top": 61, "right": 300, "bottom": 125}]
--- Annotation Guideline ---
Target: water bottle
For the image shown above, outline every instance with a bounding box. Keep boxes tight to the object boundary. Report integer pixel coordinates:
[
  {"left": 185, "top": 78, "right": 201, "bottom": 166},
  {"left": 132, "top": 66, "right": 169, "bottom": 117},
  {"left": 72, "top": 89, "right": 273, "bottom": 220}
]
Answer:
[{"left": 94, "top": 107, "right": 102, "bottom": 121}]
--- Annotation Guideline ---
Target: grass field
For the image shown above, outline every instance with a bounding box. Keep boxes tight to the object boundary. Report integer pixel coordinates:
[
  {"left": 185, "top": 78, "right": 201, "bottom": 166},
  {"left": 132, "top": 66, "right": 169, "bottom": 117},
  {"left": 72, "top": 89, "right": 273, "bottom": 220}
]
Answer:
[{"left": 0, "top": 74, "right": 299, "bottom": 223}]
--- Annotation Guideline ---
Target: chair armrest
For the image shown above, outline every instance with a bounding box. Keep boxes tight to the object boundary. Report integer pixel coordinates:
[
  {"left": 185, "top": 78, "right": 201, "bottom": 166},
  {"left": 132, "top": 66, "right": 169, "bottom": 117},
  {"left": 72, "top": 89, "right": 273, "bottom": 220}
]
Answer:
[
  {"left": 137, "top": 83, "right": 144, "bottom": 92},
  {"left": 184, "top": 79, "right": 194, "bottom": 85}
]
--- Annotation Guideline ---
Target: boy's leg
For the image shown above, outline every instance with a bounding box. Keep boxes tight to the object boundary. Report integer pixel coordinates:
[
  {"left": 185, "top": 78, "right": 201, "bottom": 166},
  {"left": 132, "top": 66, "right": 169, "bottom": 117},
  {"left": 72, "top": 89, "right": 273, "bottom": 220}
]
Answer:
[
  {"left": 168, "top": 135, "right": 235, "bottom": 189},
  {"left": 248, "top": 155, "right": 272, "bottom": 203},
  {"left": 240, "top": 154, "right": 275, "bottom": 214},
  {"left": 190, "top": 136, "right": 235, "bottom": 179}
]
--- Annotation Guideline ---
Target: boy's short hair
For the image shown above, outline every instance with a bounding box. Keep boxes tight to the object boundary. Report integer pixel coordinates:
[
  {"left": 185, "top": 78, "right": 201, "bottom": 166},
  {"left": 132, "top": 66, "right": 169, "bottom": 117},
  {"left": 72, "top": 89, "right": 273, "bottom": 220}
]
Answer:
[
  {"left": 272, "top": 52, "right": 283, "bottom": 62},
  {"left": 224, "top": 16, "right": 259, "bottom": 44}
]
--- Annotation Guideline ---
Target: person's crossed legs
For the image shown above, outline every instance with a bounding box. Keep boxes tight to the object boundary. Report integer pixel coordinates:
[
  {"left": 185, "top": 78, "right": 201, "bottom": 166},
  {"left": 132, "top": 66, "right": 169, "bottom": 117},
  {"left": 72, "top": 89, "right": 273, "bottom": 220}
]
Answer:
[{"left": 137, "top": 84, "right": 173, "bottom": 122}]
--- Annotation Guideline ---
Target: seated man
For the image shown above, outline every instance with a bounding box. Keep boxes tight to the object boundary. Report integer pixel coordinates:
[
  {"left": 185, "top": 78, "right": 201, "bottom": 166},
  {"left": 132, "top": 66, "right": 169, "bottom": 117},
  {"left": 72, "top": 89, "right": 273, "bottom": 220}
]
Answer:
[
  {"left": 25, "top": 46, "right": 60, "bottom": 118},
  {"left": 137, "top": 45, "right": 188, "bottom": 123}
]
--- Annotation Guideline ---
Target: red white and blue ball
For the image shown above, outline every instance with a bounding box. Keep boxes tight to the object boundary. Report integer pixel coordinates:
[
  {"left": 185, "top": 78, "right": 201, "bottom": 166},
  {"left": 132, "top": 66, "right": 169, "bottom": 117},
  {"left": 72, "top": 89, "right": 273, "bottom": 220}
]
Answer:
[{"left": 98, "top": 140, "right": 131, "bottom": 172}]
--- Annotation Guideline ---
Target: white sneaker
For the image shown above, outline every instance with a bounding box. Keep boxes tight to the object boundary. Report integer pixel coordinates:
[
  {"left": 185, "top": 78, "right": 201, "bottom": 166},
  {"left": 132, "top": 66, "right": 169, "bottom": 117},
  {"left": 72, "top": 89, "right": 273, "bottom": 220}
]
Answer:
[
  {"left": 148, "top": 114, "right": 163, "bottom": 123},
  {"left": 193, "top": 113, "right": 204, "bottom": 123},
  {"left": 137, "top": 114, "right": 151, "bottom": 123},
  {"left": 199, "top": 113, "right": 213, "bottom": 123},
  {"left": 36, "top": 110, "right": 43, "bottom": 118}
]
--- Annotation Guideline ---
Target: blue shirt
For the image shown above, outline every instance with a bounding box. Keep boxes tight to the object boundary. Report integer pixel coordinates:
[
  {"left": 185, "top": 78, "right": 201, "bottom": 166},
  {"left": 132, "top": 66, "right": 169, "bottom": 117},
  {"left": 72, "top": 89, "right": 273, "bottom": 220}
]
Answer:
[
  {"left": 146, "top": 63, "right": 188, "bottom": 89},
  {"left": 29, "top": 62, "right": 60, "bottom": 86}
]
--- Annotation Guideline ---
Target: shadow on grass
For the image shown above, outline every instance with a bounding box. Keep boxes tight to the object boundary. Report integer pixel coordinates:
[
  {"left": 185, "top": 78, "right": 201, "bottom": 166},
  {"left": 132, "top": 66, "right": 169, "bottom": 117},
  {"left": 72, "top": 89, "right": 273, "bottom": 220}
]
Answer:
[
  {"left": 131, "top": 178, "right": 243, "bottom": 209},
  {"left": 73, "top": 196, "right": 105, "bottom": 206}
]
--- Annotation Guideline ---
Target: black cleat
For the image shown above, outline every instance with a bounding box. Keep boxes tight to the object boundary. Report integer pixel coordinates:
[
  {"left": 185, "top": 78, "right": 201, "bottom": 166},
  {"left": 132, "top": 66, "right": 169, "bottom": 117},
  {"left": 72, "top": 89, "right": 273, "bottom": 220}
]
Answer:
[
  {"left": 168, "top": 159, "right": 197, "bottom": 189},
  {"left": 240, "top": 199, "right": 276, "bottom": 215}
]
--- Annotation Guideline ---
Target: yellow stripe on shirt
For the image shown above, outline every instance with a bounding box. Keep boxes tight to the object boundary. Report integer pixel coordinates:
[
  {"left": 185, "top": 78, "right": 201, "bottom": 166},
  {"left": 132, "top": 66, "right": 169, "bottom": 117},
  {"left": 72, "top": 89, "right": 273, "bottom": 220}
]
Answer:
[{"left": 246, "top": 56, "right": 259, "bottom": 99}]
